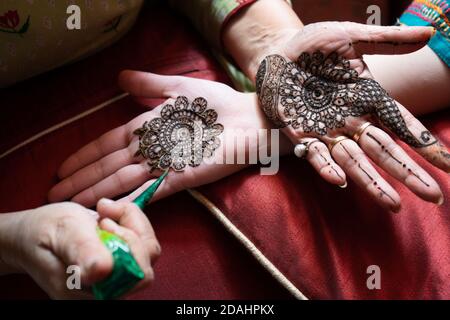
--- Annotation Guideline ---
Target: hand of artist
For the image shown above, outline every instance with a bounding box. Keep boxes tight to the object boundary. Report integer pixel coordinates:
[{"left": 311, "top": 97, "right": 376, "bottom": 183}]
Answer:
[
  {"left": 255, "top": 22, "right": 450, "bottom": 211},
  {"left": 48, "top": 73, "right": 291, "bottom": 207},
  {"left": 0, "top": 199, "right": 159, "bottom": 299}
]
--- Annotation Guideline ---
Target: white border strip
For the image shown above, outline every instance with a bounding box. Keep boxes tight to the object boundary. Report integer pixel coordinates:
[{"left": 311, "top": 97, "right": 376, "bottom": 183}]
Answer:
[
  {"left": 0, "top": 92, "right": 129, "bottom": 160},
  {"left": 187, "top": 188, "right": 308, "bottom": 300}
]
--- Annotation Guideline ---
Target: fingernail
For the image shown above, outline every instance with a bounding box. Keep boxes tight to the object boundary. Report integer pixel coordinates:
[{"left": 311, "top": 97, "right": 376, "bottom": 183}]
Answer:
[
  {"left": 99, "top": 198, "right": 115, "bottom": 206},
  {"left": 429, "top": 27, "right": 436, "bottom": 37},
  {"left": 101, "top": 218, "right": 118, "bottom": 232},
  {"left": 339, "top": 181, "right": 347, "bottom": 189},
  {"left": 155, "top": 243, "right": 162, "bottom": 255},
  {"left": 86, "top": 209, "right": 99, "bottom": 220},
  {"left": 436, "top": 196, "right": 444, "bottom": 206}
]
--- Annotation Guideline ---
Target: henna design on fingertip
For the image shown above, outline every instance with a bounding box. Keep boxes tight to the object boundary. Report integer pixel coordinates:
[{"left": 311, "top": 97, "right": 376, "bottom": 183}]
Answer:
[
  {"left": 365, "top": 131, "right": 430, "bottom": 187},
  {"left": 340, "top": 143, "right": 397, "bottom": 205},
  {"left": 314, "top": 145, "right": 344, "bottom": 180}
]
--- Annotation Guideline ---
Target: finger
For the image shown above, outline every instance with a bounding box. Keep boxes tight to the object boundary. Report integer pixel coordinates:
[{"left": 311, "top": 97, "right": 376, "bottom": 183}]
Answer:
[
  {"left": 96, "top": 198, "right": 161, "bottom": 262},
  {"left": 357, "top": 125, "right": 443, "bottom": 204},
  {"left": 301, "top": 139, "right": 347, "bottom": 186},
  {"left": 285, "top": 23, "right": 433, "bottom": 61},
  {"left": 51, "top": 211, "right": 113, "bottom": 285},
  {"left": 119, "top": 70, "right": 183, "bottom": 99},
  {"left": 49, "top": 141, "right": 140, "bottom": 202},
  {"left": 99, "top": 218, "right": 154, "bottom": 288},
  {"left": 330, "top": 138, "right": 401, "bottom": 212},
  {"left": 118, "top": 170, "right": 185, "bottom": 203},
  {"left": 58, "top": 124, "right": 131, "bottom": 179},
  {"left": 344, "top": 23, "right": 434, "bottom": 55},
  {"left": 119, "top": 70, "right": 233, "bottom": 103},
  {"left": 375, "top": 98, "right": 450, "bottom": 173},
  {"left": 71, "top": 162, "right": 155, "bottom": 207}
]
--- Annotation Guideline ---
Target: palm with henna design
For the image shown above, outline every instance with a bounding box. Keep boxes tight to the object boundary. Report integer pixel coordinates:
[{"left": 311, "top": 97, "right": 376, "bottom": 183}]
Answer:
[
  {"left": 256, "top": 22, "right": 450, "bottom": 211},
  {"left": 48, "top": 72, "right": 291, "bottom": 207}
]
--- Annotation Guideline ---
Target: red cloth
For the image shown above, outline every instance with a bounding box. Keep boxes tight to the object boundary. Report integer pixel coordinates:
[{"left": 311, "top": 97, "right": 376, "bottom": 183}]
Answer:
[
  {"left": 0, "top": 4, "right": 290, "bottom": 300},
  {"left": 199, "top": 137, "right": 450, "bottom": 299},
  {"left": 0, "top": 3, "right": 449, "bottom": 299}
]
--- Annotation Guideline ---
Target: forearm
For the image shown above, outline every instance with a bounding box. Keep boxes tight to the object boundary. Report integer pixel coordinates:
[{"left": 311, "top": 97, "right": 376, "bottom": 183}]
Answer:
[
  {"left": 0, "top": 211, "right": 26, "bottom": 275},
  {"left": 365, "top": 46, "right": 450, "bottom": 116},
  {"left": 222, "top": 0, "right": 303, "bottom": 80}
]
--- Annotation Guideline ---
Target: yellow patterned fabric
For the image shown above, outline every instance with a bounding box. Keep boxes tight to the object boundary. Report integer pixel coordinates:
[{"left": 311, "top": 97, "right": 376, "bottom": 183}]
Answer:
[
  {"left": 0, "top": 0, "right": 144, "bottom": 87},
  {"left": 0, "top": 0, "right": 291, "bottom": 87}
]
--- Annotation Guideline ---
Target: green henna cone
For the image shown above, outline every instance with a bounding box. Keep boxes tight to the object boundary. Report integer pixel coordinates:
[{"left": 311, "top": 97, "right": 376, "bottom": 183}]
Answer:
[
  {"left": 132, "top": 170, "right": 168, "bottom": 210},
  {"left": 93, "top": 229, "right": 144, "bottom": 300},
  {"left": 93, "top": 172, "right": 168, "bottom": 299}
]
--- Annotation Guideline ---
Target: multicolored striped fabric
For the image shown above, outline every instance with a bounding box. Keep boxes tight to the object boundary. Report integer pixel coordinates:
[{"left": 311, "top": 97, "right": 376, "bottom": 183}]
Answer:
[{"left": 399, "top": 0, "right": 450, "bottom": 66}]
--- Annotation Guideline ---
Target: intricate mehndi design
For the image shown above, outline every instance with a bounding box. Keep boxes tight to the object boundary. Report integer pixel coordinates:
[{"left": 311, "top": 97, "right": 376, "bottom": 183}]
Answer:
[
  {"left": 365, "top": 131, "right": 429, "bottom": 187},
  {"left": 256, "top": 51, "right": 437, "bottom": 148},
  {"left": 339, "top": 143, "right": 397, "bottom": 204},
  {"left": 134, "top": 96, "right": 224, "bottom": 172},
  {"left": 313, "top": 145, "right": 344, "bottom": 181}
]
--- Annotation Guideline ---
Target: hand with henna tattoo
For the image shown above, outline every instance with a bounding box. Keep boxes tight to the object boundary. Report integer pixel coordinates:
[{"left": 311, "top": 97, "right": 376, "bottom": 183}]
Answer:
[
  {"left": 256, "top": 22, "right": 450, "bottom": 212},
  {"left": 48, "top": 72, "right": 291, "bottom": 207}
]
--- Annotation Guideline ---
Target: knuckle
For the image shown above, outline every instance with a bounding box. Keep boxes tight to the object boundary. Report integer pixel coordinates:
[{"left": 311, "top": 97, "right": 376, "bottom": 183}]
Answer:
[
  {"left": 48, "top": 278, "right": 70, "bottom": 300},
  {"left": 55, "top": 214, "right": 77, "bottom": 234},
  {"left": 35, "top": 227, "right": 53, "bottom": 248},
  {"left": 124, "top": 201, "right": 140, "bottom": 213},
  {"left": 311, "top": 141, "right": 329, "bottom": 155},
  {"left": 120, "top": 229, "right": 139, "bottom": 245},
  {"left": 112, "top": 171, "right": 128, "bottom": 193},
  {"left": 143, "top": 267, "right": 155, "bottom": 284},
  {"left": 94, "top": 138, "right": 105, "bottom": 157},
  {"left": 126, "top": 143, "right": 138, "bottom": 161},
  {"left": 150, "top": 241, "right": 162, "bottom": 258},
  {"left": 93, "top": 161, "right": 105, "bottom": 179}
]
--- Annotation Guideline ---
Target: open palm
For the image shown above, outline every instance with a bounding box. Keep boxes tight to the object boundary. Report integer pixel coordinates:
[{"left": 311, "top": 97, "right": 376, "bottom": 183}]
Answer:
[
  {"left": 48, "top": 72, "right": 289, "bottom": 207},
  {"left": 257, "top": 22, "right": 449, "bottom": 211}
]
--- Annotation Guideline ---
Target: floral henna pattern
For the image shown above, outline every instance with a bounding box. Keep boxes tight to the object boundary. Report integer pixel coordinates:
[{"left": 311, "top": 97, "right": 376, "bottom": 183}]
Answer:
[
  {"left": 134, "top": 96, "right": 224, "bottom": 172},
  {"left": 256, "top": 51, "right": 437, "bottom": 148}
]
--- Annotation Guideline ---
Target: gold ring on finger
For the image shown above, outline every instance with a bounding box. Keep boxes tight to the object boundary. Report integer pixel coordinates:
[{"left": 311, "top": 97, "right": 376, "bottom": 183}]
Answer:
[
  {"left": 352, "top": 121, "right": 373, "bottom": 143},
  {"left": 328, "top": 136, "right": 350, "bottom": 153}
]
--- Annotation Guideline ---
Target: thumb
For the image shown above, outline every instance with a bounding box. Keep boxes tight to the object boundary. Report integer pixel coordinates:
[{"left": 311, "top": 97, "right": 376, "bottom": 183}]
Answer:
[
  {"left": 52, "top": 213, "right": 113, "bottom": 285},
  {"left": 344, "top": 23, "right": 434, "bottom": 55},
  {"left": 118, "top": 70, "right": 184, "bottom": 99}
]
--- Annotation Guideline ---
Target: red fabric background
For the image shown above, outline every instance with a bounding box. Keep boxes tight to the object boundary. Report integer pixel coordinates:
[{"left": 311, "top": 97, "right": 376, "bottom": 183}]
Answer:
[{"left": 0, "top": 3, "right": 449, "bottom": 299}]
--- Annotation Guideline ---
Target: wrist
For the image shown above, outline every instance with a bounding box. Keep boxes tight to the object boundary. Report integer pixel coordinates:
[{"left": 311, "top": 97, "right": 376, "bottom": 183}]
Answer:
[
  {"left": 0, "top": 211, "right": 29, "bottom": 274},
  {"left": 245, "top": 28, "right": 300, "bottom": 79},
  {"left": 223, "top": 0, "right": 302, "bottom": 80}
]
